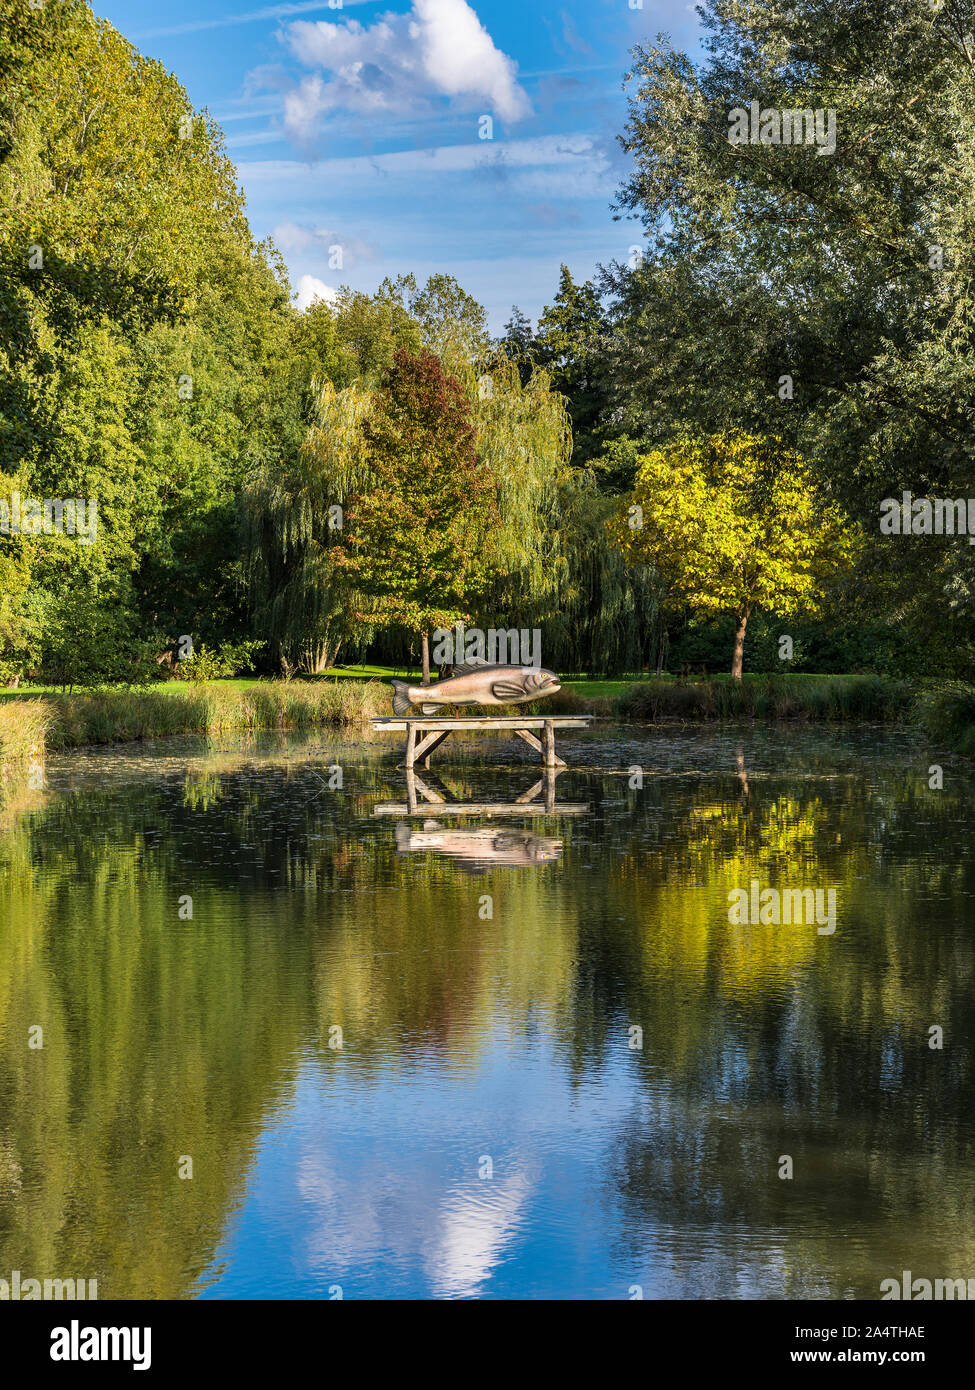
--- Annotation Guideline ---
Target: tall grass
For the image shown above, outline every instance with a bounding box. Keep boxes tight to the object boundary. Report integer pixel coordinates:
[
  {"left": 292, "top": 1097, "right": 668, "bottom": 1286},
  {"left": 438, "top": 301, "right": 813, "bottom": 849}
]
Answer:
[
  {"left": 4, "top": 674, "right": 970, "bottom": 760},
  {"left": 617, "top": 674, "right": 916, "bottom": 723},
  {"left": 0, "top": 699, "right": 50, "bottom": 785},
  {"left": 40, "top": 680, "right": 389, "bottom": 750},
  {"left": 914, "top": 681, "right": 975, "bottom": 755}
]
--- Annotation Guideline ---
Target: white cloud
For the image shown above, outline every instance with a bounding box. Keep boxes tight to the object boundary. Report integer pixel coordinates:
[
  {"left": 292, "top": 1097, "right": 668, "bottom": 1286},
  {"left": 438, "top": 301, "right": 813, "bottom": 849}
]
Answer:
[
  {"left": 273, "top": 220, "right": 376, "bottom": 266},
  {"left": 138, "top": 0, "right": 373, "bottom": 40},
  {"left": 281, "top": 0, "right": 532, "bottom": 140},
  {"left": 294, "top": 275, "right": 340, "bottom": 311},
  {"left": 240, "top": 132, "right": 608, "bottom": 183}
]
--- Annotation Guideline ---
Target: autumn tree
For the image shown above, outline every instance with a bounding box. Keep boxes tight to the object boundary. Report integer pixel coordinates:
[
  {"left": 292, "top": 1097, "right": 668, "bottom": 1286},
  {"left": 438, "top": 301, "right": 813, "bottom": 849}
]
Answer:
[
  {"left": 330, "top": 348, "right": 499, "bottom": 682},
  {"left": 611, "top": 433, "right": 847, "bottom": 678}
]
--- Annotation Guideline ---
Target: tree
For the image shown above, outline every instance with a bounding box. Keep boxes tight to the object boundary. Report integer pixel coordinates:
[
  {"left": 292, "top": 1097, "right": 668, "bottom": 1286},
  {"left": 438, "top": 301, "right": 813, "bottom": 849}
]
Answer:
[
  {"left": 604, "top": 1, "right": 975, "bottom": 665},
  {"left": 535, "top": 266, "right": 608, "bottom": 466},
  {"left": 0, "top": 0, "right": 296, "bottom": 675},
  {"left": 242, "top": 379, "right": 373, "bottom": 674},
  {"left": 497, "top": 307, "right": 536, "bottom": 384},
  {"left": 329, "top": 349, "right": 499, "bottom": 681},
  {"left": 611, "top": 433, "right": 847, "bottom": 678},
  {"left": 374, "top": 273, "right": 489, "bottom": 364},
  {"left": 0, "top": 471, "right": 40, "bottom": 685}
]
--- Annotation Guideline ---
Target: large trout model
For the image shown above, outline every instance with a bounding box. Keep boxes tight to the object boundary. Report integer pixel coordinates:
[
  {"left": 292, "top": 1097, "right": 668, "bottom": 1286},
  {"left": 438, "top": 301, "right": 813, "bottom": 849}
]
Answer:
[{"left": 390, "top": 661, "right": 561, "bottom": 715}]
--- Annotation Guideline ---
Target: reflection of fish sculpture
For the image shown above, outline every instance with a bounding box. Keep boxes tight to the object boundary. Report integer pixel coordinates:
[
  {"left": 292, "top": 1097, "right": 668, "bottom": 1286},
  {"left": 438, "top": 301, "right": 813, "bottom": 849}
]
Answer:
[
  {"left": 390, "top": 663, "right": 561, "bottom": 715},
  {"left": 395, "top": 821, "right": 562, "bottom": 867}
]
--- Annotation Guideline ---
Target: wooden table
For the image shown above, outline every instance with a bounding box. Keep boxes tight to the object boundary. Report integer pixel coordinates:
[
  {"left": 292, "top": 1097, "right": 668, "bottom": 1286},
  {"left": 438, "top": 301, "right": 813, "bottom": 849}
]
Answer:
[{"left": 369, "top": 715, "right": 594, "bottom": 770}]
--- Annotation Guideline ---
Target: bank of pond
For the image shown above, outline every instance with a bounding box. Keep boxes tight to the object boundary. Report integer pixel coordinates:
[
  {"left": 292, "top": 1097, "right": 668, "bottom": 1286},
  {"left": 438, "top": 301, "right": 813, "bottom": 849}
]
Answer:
[{"left": 1, "top": 673, "right": 974, "bottom": 786}]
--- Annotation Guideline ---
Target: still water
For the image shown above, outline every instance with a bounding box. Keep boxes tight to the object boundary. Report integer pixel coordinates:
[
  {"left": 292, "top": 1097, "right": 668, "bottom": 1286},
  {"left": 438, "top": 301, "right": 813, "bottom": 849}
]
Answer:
[{"left": 1, "top": 724, "right": 973, "bottom": 1300}]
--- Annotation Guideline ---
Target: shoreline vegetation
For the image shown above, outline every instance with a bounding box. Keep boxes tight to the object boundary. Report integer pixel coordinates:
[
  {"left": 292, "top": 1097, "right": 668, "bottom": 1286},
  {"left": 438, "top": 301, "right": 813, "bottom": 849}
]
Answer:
[{"left": 1, "top": 672, "right": 973, "bottom": 785}]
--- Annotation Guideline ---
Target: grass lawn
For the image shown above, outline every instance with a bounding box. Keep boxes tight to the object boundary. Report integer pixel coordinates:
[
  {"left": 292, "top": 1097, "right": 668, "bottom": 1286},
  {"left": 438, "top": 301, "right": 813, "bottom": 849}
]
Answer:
[{"left": 0, "top": 666, "right": 871, "bottom": 703}]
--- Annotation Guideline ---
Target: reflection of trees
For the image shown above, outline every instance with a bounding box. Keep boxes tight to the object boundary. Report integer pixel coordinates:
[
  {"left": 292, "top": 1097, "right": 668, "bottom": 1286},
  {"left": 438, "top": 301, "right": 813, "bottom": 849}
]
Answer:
[
  {"left": 0, "top": 806, "right": 312, "bottom": 1297},
  {"left": 1, "top": 744, "right": 974, "bottom": 1296}
]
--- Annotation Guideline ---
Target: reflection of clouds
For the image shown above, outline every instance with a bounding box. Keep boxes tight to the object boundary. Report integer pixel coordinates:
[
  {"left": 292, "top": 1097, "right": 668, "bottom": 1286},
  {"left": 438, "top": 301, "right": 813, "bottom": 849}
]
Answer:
[
  {"left": 427, "top": 1169, "right": 536, "bottom": 1299},
  {"left": 294, "top": 1147, "right": 536, "bottom": 1297},
  {"left": 297, "top": 1153, "right": 397, "bottom": 1270}
]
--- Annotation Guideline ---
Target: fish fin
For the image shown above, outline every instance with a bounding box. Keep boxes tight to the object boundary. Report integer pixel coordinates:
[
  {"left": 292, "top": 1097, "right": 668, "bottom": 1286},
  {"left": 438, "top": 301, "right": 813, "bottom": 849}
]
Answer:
[
  {"left": 450, "top": 659, "right": 492, "bottom": 676},
  {"left": 390, "top": 679, "right": 413, "bottom": 715},
  {"left": 490, "top": 681, "right": 526, "bottom": 701},
  {"left": 421, "top": 703, "right": 440, "bottom": 715}
]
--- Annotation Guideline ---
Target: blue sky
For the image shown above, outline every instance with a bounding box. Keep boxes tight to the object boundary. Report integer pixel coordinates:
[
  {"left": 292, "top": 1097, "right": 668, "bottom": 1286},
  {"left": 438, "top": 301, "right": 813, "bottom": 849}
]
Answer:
[{"left": 98, "top": 0, "right": 703, "bottom": 330}]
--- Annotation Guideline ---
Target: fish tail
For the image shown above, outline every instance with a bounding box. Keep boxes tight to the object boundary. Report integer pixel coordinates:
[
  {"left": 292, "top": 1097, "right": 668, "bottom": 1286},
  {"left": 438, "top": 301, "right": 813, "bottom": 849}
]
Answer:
[{"left": 391, "top": 679, "right": 412, "bottom": 715}]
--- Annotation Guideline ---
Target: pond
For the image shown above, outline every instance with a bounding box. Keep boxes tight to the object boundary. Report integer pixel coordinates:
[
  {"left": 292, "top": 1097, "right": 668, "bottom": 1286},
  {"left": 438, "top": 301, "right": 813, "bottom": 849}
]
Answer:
[{"left": 1, "top": 723, "right": 973, "bottom": 1300}]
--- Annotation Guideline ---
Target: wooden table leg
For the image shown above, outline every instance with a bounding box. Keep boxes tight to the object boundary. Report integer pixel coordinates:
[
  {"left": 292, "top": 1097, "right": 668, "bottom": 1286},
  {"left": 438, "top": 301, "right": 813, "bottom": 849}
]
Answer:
[
  {"left": 544, "top": 719, "right": 556, "bottom": 768},
  {"left": 514, "top": 727, "right": 544, "bottom": 757},
  {"left": 414, "top": 729, "right": 450, "bottom": 767},
  {"left": 545, "top": 764, "right": 556, "bottom": 811},
  {"left": 405, "top": 723, "right": 417, "bottom": 769}
]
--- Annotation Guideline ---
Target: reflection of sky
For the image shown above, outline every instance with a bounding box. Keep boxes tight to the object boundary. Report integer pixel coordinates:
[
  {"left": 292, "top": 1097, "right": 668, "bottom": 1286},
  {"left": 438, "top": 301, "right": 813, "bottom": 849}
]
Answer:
[
  {"left": 197, "top": 1036, "right": 666, "bottom": 1299},
  {"left": 194, "top": 1024, "right": 834, "bottom": 1300}
]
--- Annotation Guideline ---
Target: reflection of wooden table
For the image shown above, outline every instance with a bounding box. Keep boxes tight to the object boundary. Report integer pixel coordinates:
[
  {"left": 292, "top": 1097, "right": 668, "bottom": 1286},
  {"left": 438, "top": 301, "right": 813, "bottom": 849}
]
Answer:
[
  {"left": 370, "top": 715, "right": 593, "bottom": 770},
  {"left": 373, "top": 767, "right": 589, "bottom": 817}
]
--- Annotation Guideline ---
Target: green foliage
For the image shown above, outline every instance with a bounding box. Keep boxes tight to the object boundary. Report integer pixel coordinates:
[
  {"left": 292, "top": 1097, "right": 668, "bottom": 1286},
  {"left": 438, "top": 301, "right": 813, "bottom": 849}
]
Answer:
[
  {"left": 0, "top": 0, "right": 293, "bottom": 679},
  {"left": 534, "top": 265, "right": 608, "bottom": 466},
  {"left": 179, "top": 640, "right": 264, "bottom": 684},
  {"left": 602, "top": 0, "right": 975, "bottom": 665},
  {"left": 612, "top": 432, "right": 851, "bottom": 676},
  {"left": 38, "top": 575, "right": 160, "bottom": 690},
  {"left": 331, "top": 348, "right": 499, "bottom": 635}
]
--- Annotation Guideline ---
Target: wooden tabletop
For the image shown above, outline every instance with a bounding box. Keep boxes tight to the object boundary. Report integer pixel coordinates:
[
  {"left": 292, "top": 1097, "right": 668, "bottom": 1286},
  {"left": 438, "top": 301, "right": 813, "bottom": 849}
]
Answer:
[{"left": 370, "top": 715, "right": 594, "bottom": 731}]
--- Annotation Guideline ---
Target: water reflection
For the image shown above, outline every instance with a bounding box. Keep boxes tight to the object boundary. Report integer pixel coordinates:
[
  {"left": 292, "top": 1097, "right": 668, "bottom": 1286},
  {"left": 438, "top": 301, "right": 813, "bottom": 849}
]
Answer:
[
  {"left": 388, "top": 764, "right": 589, "bottom": 816},
  {"left": 394, "top": 821, "right": 563, "bottom": 868},
  {"left": 1, "top": 726, "right": 974, "bottom": 1299}
]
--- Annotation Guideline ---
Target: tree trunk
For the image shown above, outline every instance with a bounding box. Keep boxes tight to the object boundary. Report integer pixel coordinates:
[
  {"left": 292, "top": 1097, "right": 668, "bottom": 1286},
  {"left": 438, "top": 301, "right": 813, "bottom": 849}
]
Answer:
[
  {"left": 655, "top": 629, "right": 668, "bottom": 677},
  {"left": 731, "top": 610, "right": 749, "bottom": 681},
  {"left": 301, "top": 639, "right": 341, "bottom": 675},
  {"left": 421, "top": 631, "right": 431, "bottom": 685}
]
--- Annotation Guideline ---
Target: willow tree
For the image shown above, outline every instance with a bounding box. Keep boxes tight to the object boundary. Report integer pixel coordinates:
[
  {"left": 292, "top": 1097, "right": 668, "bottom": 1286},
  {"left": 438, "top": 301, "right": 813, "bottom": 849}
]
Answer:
[
  {"left": 242, "top": 380, "right": 372, "bottom": 673},
  {"left": 459, "top": 354, "right": 572, "bottom": 624},
  {"left": 463, "top": 354, "right": 660, "bottom": 674}
]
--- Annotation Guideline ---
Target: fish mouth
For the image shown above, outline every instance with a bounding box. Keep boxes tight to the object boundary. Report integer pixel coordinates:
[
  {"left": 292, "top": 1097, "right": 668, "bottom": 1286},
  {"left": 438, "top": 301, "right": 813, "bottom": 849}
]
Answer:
[{"left": 537, "top": 675, "right": 561, "bottom": 693}]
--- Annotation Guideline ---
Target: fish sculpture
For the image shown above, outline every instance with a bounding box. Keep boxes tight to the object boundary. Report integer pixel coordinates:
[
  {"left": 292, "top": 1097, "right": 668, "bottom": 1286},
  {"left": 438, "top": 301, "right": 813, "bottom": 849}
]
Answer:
[
  {"left": 390, "top": 661, "right": 561, "bottom": 715},
  {"left": 395, "top": 821, "right": 562, "bottom": 867}
]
